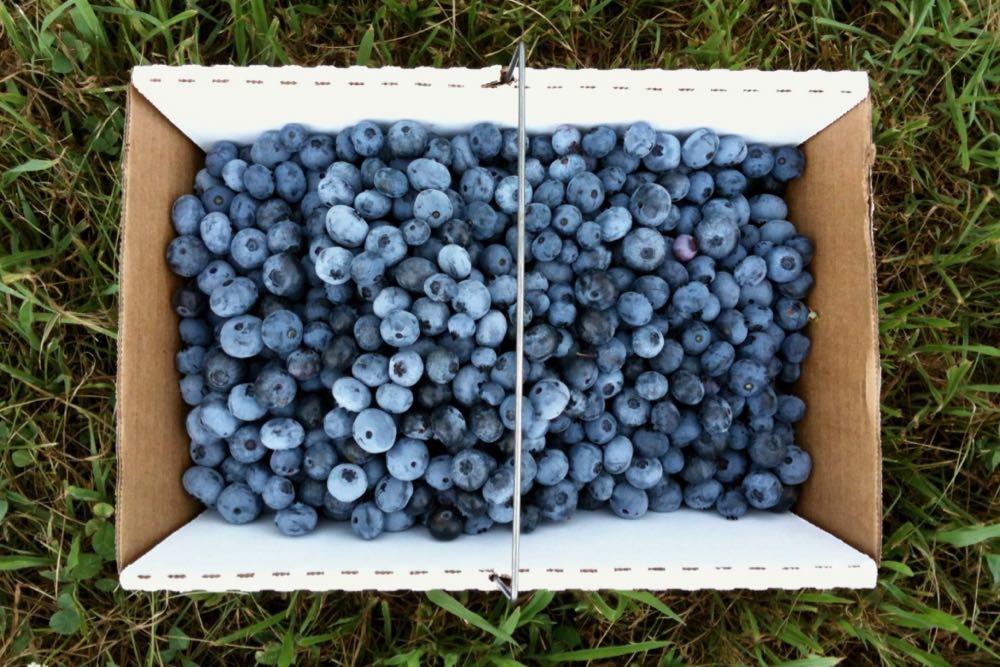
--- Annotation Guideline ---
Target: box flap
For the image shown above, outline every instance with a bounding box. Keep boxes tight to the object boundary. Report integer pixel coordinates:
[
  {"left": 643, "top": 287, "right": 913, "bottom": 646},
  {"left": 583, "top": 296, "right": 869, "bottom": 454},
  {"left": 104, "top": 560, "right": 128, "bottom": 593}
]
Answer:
[
  {"left": 121, "top": 511, "right": 509, "bottom": 591},
  {"left": 132, "top": 66, "right": 867, "bottom": 149},
  {"left": 785, "top": 98, "right": 882, "bottom": 559},
  {"left": 131, "top": 65, "right": 514, "bottom": 149},
  {"left": 116, "top": 86, "right": 202, "bottom": 569},
  {"left": 521, "top": 68, "right": 868, "bottom": 144},
  {"left": 517, "top": 510, "right": 877, "bottom": 590}
]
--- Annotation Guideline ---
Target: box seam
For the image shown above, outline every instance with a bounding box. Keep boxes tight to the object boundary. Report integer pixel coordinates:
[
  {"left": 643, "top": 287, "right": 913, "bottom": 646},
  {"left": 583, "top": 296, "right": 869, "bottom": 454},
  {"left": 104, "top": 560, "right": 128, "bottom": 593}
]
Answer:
[
  {"left": 862, "top": 94, "right": 883, "bottom": 563},
  {"left": 114, "top": 84, "right": 137, "bottom": 572}
]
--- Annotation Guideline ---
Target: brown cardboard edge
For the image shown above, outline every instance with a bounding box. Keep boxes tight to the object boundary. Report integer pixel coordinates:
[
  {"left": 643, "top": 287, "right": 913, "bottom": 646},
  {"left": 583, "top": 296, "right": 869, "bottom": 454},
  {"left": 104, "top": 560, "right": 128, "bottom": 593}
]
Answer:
[
  {"left": 113, "top": 86, "right": 135, "bottom": 571},
  {"left": 790, "top": 95, "right": 882, "bottom": 562},
  {"left": 116, "top": 83, "right": 202, "bottom": 570},
  {"left": 863, "top": 97, "right": 882, "bottom": 562}
]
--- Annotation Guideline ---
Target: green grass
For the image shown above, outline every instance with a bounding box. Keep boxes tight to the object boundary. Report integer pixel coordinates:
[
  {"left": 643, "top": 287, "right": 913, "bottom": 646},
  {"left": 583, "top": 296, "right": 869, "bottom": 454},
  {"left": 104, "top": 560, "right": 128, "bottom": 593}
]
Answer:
[{"left": 1, "top": 1, "right": 998, "bottom": 664}]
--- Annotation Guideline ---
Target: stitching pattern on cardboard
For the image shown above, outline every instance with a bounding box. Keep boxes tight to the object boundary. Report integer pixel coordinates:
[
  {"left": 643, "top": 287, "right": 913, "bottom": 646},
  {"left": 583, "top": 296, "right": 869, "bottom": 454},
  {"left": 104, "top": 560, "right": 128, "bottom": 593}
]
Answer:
[
  {"left": 137, "top": 76, "right": 854, "bottom": 96},
  {"left": 133, "top": 563, "right": 865, "bottom": 583}
]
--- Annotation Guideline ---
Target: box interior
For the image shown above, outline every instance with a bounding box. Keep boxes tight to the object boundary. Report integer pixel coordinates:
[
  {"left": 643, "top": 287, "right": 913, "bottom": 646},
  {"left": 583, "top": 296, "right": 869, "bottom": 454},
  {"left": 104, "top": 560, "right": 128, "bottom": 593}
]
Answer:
[{"left": 118, "top": 66, "right": 878, "bottom": 591}]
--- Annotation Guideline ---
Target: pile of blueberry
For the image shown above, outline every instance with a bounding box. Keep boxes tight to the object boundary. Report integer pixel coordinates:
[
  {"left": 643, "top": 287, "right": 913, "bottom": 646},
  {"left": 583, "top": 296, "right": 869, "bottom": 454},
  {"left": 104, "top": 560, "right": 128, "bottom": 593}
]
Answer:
[{"left": 169, "top": 117, "right": 814, "bottom": 541}]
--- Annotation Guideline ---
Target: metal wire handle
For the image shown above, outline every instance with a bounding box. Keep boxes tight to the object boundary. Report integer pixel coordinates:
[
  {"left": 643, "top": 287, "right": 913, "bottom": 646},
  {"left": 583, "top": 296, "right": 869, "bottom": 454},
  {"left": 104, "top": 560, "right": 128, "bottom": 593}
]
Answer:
[{"left": 493, "top": 40, "right": 526, "bottom": 602}]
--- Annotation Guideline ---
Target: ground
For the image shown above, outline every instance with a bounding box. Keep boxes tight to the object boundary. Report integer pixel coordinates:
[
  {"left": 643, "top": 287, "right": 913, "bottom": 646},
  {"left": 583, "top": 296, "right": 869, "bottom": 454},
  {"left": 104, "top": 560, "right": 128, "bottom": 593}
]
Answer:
[{"left": 0, "top": 1, "right": 998, "bottom": 665}]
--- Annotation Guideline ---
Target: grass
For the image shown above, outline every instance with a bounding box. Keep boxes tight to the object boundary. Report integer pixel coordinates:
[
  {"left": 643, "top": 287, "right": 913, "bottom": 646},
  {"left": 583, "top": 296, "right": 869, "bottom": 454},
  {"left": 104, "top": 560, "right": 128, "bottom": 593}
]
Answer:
[{"left": 0, "top": 0, "right": 998, "bottom": 664}]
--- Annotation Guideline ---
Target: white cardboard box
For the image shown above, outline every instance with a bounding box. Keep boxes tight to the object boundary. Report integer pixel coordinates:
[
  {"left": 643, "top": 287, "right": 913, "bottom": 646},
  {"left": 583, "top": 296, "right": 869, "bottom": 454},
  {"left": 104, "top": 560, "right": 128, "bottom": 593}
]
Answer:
[{"left": 117, "top": 65, "right": 880, "bottom": 592}]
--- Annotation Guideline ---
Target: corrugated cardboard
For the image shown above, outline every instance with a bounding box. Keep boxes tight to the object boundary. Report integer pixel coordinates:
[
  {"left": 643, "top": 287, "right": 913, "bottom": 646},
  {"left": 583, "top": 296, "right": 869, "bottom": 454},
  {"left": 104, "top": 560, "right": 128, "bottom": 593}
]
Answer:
[{"left": 117, "top": 66, "right": 880, "bottom": 591}]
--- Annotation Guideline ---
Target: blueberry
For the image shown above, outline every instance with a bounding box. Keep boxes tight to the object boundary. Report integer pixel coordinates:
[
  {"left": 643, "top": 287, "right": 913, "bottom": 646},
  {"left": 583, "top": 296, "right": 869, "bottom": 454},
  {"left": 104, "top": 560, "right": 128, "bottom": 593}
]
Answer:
[
  {"left": 179, "top": 317, "right": 213, "bottom": 347},
  {"left": 777, "top": 445, "right": 812, "bottom": 485},
  {"left": 253, "top": 365, "right": 296, "bottom": 409},
  {"left": 259, "top": 417, "right": 305, "bottom": 451},
  {"left": 167, "top": 235, "right": 211, "bottom": 278},
  {"left": 216, "top": 483, "right": 261, "bottom": 524},
  {"left": 350, "top": 121, "right": 384, "bottom": 157},
  {"left": 187, "top": 436, "right": 226, "bottom": 468},
  {"left": 468, "top": 122, "right": 502, "bottom": 159},
  {"left": 386, "top": 119, "right": 428, "bottom": 157},
  {"left": 218, "top": 315, "right": 263, "bottom": 359},
  {"left": 451, "top": 449, "right": 490, "bottom": 491},
  {"left": 413, "top": 188, "right": 454, "bottom": 225},
  {"left": 350, "top": 501, "right": 385, "bottom": 540},
  {"left": 293, "top": 133, "right": 334, "bottom": 170},
  {"left": 261, "top": 475, "right": 296, "bottom": 510},
  {"left": 182, "top": 466, "right": 225, "bottom": 506},
  {"left": 694, "top": 218, "right": 739, "bottom": 260},
  {"left": 494, "top": 175, "right": 531, "bottom": 215},
  {"left": 302, "top": 440, "right": 337, "bottom": 481},
  {"left": 781, "top": 332, "right": 811, "bottom": 363},
  {"left": 623, "top": 122, "right": 655, "bottom": 158},
  {"left": 227, "top": 424, "right": 268, "bottom": 463},
  {"left": 712, "top": 135, "right": 748, "bottom": 166},
  {"left": 766, "top": 246, "right": 803, "bottom": 283},
  {"left": 566, "top": 171, "right": 605, "bottom": 213},
  {"left": 481, "top": 466, "right": 515, "bottom": 505},
  {"left": 407, "top": 157, "right": 451, "bottom": 190},
  {"left": 379, "top": 310, "right": 420, "bottom": 347},
  {"left": 629, "top": 182, "right": 672, "bottom": 227},
  {"left": 376, "top": 383, "right": 413, "bottom": 414},
  {"left": 680, "top": 479, "right": 721, "bottom": 510},
  {"left": 622, "top": 227, "right": 667, "bottom": 271},
  {"left": 740, "top": 143, "right": 773, "bottom": 177},
  {"left": 202, "top": 350, "right": 245, "bottom": 393},
  {"left": 380, "top": 509, "right": 415, "bottom": 533},
  {"left": 427, "top": 506, "right": 463, "bottom": 541},
  {"left": 201, "top": 185, "right": 236, "bottom": 215},
  {"left": 536, "top": 480, "right": 578, "bottom": 521},
  {"left": 274, "top": 502, "right": 318, "bottom": 536},
  {"left": 327, "top": 463, "right": 368, "bottom": 502},
  {"left": 175, "top": 344, "right": 207, "bottom": 375},
  {"left": 631, "top": 325, "right": 665, "bottom": 359},
  {"left": 581, "top": 126, "right": 616, "bottom": 158},
  {"left": 257, "top": 310, "right": 301, "bottom": 357},
  {"left": 179, "top": 373, "right": 209, "bottom": 407},
  {"left": 172, "top": 194, "right": 206, "bottom": 234},
  {"left": 610, "top": 482, "right": 648, "bottom": 519},
  {"left": 374, "top": 476, "right": 413, "bottom": 513},
  {"left": 742, "top": 471, "right": 783, "bottom": 509},
  {"left": 772, "top": 146, "right": 805, "bottom": 181},
  {"left": 352, "top": 408, "right": 396, "bottom": 454},
  {"left": 636, "top": 132, "right": 679, "bottom": 173}
]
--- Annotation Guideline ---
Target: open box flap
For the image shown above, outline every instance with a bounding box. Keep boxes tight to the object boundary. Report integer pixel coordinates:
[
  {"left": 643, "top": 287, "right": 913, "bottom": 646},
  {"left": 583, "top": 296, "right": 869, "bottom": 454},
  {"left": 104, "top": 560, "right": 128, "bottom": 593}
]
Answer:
[
  {"left": 132, "top": 66, "right": 868, "bottom": 148},
  {"left": 121, "top": 509, "right": 875, "bottom": 592},
  {"left": 121, "top": 511, "right": 510, "bottom": 591},
  {"left": 522, "top": 68, "right": 868, "bottom": 144},
  {"left": 132, "top": 65, "right": 514, "bottom": 149},
  {"left": 518, "top": 510, "right": 877, "bottom": 590}
]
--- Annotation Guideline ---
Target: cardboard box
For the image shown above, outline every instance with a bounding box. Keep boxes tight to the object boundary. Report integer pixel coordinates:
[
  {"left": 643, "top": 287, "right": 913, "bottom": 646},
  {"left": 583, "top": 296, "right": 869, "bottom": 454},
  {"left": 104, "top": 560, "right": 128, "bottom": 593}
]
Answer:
[{"left": 117, "top": 65, "right": 880, "bottom": 592}]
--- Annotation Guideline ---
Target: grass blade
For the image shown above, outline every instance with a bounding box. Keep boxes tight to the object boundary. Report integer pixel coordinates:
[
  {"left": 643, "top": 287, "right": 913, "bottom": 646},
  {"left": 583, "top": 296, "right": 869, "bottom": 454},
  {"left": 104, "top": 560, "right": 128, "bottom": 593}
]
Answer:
[
  {"left": 426, "top": 590, "right": 515, "bottom": 645},
  {"left": 532, "top": 639, "right": 671, "bottom": 662}
]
